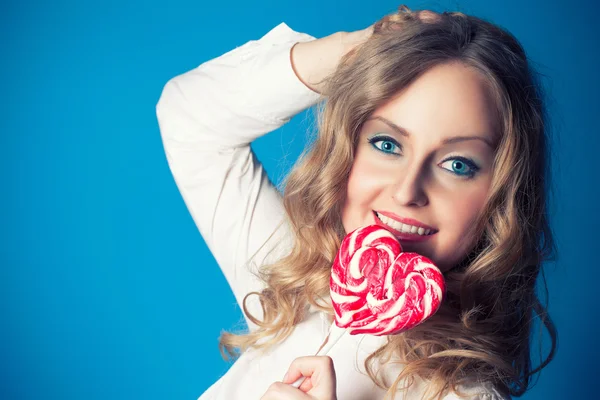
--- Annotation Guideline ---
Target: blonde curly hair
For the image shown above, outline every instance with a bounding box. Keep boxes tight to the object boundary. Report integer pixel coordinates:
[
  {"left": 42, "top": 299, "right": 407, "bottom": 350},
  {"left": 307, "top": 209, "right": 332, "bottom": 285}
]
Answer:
[{"left": 219, "top": 6, "right": 557, "bottom": 400}]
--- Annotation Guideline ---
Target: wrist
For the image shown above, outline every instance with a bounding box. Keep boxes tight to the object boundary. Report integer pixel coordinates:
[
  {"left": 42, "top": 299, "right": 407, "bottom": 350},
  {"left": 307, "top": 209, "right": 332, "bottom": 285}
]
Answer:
[
  {"left": 290, "top": 33, "right": 343, "bottom": 94},
  {"left": 340, "top": 26, "right": 373, "bottom": 55}
]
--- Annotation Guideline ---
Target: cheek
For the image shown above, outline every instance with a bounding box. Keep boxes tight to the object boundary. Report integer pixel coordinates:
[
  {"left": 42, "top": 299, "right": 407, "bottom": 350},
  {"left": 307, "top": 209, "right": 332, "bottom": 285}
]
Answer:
[
  {"left": 431, "top": 188, "right": 489, "bottom": 272},
  {"left": 441, "top": 185, "right": 489, "bottom": 251},
  {"left": 345, "top": 154, "right": 392, "bottom": 203},
  {"left": 342, "top": 154, "right": 390, "bottom": 230}
]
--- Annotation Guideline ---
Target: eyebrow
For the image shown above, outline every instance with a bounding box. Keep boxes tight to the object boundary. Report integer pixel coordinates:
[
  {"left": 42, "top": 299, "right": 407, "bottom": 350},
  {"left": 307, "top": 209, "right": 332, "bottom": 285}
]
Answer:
[{"left": 368, "top": 116, "right": 495, "bottom": 148}]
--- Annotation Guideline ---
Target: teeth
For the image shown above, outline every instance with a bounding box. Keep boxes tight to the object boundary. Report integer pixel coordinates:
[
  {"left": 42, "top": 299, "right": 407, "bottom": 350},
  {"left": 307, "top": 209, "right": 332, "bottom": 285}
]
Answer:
[{"left": 376, "top": 212, "right": 434, "bottom": 236}]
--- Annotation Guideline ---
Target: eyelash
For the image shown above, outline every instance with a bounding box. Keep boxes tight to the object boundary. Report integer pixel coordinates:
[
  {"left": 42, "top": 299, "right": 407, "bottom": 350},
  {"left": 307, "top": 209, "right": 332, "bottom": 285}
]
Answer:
[{"left": 367, "top": 134, "right": 481, "bottom": 179}]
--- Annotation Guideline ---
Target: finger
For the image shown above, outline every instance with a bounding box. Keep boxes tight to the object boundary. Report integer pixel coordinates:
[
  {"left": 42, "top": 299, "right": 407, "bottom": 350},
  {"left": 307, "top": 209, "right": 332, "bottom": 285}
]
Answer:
[
  {"left": 260, "top": 382, "right": 309, "bottom": 400},
  {"left": 282, "top": 374, "right": 312, "bottom": 391},
  {"left": 285, "top": 356, "right": 336, "bottom": 391},
  {"left": 298, "top": 377, "right": 313, "bottom": 393},
  {"left": 417, "top": 10, "right": 442, "bottom": 23},
  {"left": 282, "top": 369, "right": 303, "bottom": 385},
  {"left": 283, "top": 356, "right": 324, "bottom": 382}
]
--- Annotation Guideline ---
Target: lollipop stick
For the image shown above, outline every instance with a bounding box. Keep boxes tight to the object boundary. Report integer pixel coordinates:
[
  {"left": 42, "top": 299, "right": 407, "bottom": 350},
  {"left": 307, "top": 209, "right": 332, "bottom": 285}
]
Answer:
[{"left": 291, "top": 324, "right": 346, "bottom": 389}]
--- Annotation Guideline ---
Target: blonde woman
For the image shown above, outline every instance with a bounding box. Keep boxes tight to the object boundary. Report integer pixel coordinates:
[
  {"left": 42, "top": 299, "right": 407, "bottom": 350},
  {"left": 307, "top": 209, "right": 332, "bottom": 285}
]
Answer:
[{"left": 155, "top": 6, "right": 556, "bottom": 400}]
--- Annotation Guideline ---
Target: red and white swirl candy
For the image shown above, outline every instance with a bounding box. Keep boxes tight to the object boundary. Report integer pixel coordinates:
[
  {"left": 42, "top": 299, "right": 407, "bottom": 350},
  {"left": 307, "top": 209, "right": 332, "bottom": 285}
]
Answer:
[
  {"left": 330, "top": 224, "right": 445, "bottom": 336},
  {"left": 291, "top": 224, "right": 446, "bottom": 388}
]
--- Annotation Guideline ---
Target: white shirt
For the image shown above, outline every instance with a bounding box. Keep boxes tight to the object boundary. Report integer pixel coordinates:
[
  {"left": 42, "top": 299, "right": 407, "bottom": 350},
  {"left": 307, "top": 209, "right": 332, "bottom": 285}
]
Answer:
[{"left": 155, "top": 22, "right": 510, "bottom": 400}]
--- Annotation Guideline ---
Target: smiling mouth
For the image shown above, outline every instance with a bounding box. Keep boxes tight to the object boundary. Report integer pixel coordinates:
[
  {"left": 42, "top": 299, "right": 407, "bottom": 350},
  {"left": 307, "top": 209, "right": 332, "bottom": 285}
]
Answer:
[{"left": 373, "top": 211, "right": 437, "bottom": 237}]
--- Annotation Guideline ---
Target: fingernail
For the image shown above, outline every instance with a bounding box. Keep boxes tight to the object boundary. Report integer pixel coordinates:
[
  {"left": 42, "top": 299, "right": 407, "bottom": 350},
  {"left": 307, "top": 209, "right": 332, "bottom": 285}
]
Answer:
[{"left": 283, "top": 372, "right": 288, "bottom": 381}]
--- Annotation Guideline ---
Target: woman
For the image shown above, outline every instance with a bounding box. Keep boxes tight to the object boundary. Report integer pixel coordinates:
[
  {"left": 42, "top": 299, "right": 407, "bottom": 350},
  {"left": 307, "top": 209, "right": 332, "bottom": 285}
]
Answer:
[{"left": 155, "top": 6, "right": 557, "bottom": 400}]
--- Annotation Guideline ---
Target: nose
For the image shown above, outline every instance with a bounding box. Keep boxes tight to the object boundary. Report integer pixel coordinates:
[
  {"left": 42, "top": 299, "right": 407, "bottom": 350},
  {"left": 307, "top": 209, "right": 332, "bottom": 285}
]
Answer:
[{"left": 391, "top": 163, "right": 429, "bottom": 207}]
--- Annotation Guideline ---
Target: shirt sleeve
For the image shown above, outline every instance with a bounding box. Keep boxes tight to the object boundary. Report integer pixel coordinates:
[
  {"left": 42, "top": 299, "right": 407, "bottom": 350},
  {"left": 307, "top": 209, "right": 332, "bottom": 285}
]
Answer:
[{"left": 155, "top": 23, "right": 322, "bottom": 330}]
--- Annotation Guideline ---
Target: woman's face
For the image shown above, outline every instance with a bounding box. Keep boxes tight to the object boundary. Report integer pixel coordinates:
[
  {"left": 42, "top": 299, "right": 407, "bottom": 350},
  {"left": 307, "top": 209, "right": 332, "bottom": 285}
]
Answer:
[{"left": 341, "top": 62, "right": 499, "bottom": 273}]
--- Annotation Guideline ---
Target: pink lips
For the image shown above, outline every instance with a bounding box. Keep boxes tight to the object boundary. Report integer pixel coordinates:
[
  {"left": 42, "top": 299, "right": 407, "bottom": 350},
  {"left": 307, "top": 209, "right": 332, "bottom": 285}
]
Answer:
[
  {"left": 376, "top": 211, "right": 435, "bottom": 231},
  {"left": 373, "top": 211, "right": 436, "bottom": 242}
]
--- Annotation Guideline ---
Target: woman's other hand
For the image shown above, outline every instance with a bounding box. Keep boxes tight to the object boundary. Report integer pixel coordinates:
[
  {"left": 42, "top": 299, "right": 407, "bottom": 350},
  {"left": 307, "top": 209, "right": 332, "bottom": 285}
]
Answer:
[{"left": 260, "top": 356, "right": 337, "bottom": 400}]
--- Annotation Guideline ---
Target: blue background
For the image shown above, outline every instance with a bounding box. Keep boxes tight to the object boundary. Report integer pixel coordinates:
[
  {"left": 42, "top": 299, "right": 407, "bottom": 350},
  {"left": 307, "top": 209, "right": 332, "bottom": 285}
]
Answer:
[{"left": 2, "top": 0, "right": 598, "bottom": 398}]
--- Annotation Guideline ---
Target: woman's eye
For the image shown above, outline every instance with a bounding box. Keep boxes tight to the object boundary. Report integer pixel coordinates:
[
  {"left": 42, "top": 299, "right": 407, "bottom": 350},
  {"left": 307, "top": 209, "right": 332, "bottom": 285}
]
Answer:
[
  {"left": 368, "top": 135, "right": 402, "bottom": 155},
  {"left": 439, "top": 157, "right": 480, "bottom": 178}
]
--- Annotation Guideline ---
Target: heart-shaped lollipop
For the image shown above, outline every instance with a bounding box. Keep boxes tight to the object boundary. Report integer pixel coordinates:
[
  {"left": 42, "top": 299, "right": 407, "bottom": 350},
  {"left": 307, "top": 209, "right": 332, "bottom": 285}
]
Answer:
[
  {"left": 292, "top": 224, "right": 446, "bottom": 388},
  {"left": 330, "top": 224, "right": 445, "bottom": 336}
]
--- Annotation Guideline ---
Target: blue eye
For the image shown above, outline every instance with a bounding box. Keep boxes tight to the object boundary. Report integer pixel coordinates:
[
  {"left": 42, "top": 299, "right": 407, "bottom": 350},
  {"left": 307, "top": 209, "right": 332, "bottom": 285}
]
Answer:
[
  {"left": 367, "top": 135, "right": 479, "bottom": 179},
  {"left": 439, "top": 157, "right": 480, "bottom": 178},
  {"left": 368, "top": 135, "right": 402, "bottom": 155}
]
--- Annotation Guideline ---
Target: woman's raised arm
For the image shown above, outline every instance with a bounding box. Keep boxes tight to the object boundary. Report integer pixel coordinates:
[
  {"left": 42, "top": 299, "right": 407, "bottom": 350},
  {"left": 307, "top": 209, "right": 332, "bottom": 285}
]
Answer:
[{"left": 155, "top": 23, "right": 322, "bottom": 329}]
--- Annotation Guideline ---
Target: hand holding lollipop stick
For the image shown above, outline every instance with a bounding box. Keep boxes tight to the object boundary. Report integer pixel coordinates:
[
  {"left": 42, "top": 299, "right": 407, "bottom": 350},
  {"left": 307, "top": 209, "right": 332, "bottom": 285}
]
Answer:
[{"left": 292, "top": 224, "right": 446, "bottom": 389}]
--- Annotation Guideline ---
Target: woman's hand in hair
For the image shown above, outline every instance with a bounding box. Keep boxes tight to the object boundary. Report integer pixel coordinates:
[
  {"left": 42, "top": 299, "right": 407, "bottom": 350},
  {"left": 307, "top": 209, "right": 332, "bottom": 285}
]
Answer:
[
  {"left": 291, "top": 26, "right": 372, "bottom": 95},
  {"left": 373, "top": 7, "right": 441, "bottom": 33},
  {"left": 260, "top": 356, "right": 337, "bottom": 400},
  {"left": 290, "top": 7, "right": 440, "bottom": 95}
]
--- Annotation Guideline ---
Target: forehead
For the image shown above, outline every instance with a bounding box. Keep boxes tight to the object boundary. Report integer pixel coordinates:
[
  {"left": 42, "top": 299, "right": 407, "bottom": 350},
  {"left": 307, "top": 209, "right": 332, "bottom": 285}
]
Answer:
[{"left": 371, "top": 62, "right": 499, "bottom": 146}]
